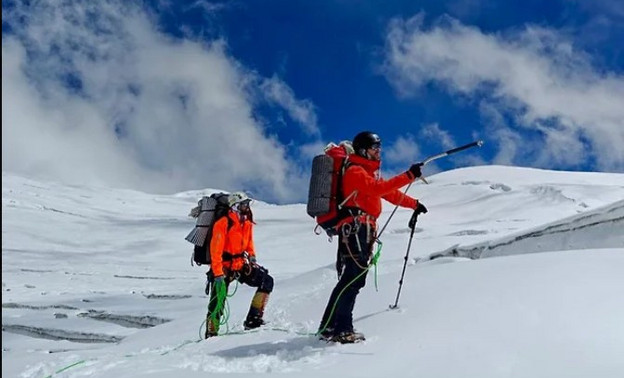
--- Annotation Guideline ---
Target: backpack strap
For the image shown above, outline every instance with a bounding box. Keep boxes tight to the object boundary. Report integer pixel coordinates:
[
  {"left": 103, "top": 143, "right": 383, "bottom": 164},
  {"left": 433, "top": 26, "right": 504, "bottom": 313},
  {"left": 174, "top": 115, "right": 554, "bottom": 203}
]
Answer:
[
  {"left": 335, "top": 159, "right": 350, "bottom": 207},
  {"left": 337, "top": 159, "right": 356, "bottom": 211}
]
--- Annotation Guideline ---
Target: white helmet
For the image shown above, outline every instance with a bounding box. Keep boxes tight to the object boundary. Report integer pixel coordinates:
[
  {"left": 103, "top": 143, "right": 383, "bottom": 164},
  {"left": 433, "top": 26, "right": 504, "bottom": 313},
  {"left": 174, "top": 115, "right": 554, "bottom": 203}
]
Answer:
[{"left": 228, "top": 191, "right": 251, "bottom": 208}]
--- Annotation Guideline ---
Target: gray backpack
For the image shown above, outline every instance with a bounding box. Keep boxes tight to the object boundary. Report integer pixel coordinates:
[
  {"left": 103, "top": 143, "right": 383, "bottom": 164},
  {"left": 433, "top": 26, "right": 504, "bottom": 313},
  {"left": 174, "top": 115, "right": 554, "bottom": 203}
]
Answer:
[{"left": 185, "top": 193, "right": 232, "bottom": 265}]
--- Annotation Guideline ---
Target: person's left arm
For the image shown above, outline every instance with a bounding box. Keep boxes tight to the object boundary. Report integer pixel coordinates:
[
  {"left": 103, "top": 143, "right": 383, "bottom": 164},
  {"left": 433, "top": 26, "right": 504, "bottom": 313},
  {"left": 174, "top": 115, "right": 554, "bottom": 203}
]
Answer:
[{"left": 246, "top": 221, "right": 256, "bottom": 261}]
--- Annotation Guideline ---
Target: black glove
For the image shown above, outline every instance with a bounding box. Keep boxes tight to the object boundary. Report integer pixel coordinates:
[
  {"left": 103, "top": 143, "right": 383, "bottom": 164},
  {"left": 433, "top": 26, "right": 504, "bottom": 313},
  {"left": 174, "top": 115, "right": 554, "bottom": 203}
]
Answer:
[
  {"left": 407, "top": 163, "right": 422, "bottom": 179},
  {"left": 205, "top": 271, "right": 213, "bottom": 295},
  {"left": 408, "top": 202, "right": 428, "bottom": 229},
  {"left": 415, "top": 202, "right": 428, "bottom": 215}
]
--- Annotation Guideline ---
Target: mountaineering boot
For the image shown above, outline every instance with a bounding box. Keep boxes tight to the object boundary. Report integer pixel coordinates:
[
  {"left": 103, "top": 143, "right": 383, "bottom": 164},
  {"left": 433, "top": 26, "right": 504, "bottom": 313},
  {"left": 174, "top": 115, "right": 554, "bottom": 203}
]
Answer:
[
  {"left": 318, "top": 327, "right": 335, "bottom": 341},
  {"left": 243, "top": 317, "right": 266, "bottom": 330},
  {"left": 244, "top": 291, "right": 269, "bottom": 330},
  {"left": 205, "top": 316, "right": 219, "bottom": 339},
  {"left": 330, "top": 331, "right": 365, "bottom": 344}
]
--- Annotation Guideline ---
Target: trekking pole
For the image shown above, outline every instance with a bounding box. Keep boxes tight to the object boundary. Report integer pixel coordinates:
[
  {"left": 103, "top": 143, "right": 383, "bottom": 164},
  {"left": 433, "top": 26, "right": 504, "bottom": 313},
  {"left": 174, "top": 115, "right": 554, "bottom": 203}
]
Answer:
[{"left": 389, "top": 213, "right": 419, "bottom": 309}]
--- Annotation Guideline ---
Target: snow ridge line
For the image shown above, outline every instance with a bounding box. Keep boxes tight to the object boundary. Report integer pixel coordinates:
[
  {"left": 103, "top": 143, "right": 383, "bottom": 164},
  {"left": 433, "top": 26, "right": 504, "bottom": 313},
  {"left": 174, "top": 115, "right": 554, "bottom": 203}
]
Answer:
[{"left": 426, "top": 200, "right": 624, "bottom": 260}]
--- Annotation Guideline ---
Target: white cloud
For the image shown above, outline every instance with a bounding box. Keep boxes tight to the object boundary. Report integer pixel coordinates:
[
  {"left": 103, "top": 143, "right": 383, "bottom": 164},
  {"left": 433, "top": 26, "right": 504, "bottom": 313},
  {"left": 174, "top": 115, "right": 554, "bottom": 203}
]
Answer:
[
  {"left": 298, "top": 140, "right": 328, "bottom": 161},
  {"left": 384, "top": 134, "right": 421, "bottom": 165},
  {"left": 383, "top": 14, "right": 624, "bottom": 172},
  {"left": 260, "top": 76, "right": 320, "bottom": 137},
  {"left": 1, "top": 0, "right": 317, "bottom": 203},
  {"left": 420, "top": 123, "right": 456, "bottom": 150}
]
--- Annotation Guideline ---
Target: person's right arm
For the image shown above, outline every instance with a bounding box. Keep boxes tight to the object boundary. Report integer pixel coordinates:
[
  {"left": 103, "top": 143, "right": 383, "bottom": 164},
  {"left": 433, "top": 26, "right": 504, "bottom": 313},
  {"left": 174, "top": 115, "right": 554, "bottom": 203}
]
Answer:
[{"left": 345, "top": 165, "right": 414, "bottom": 197}]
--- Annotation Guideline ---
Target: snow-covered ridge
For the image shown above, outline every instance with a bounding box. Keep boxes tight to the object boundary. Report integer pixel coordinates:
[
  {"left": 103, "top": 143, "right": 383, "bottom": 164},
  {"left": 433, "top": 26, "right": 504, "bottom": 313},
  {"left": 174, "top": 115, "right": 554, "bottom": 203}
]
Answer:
[
  {"left": 423, "top": 199, "right": 624, "bottom": 260},
  {"left": 3, "top": 167, "right": 624, "bottom": 378}
]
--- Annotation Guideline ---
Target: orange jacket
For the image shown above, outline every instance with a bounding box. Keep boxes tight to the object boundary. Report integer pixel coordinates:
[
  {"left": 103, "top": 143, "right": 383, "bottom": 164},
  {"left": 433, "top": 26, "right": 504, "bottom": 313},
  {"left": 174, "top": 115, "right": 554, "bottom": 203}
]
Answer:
[
  {"left": 341, "top": 154, "right": 419, "bottom": 221},
  {"left": 209, "top": 210, "right": 256, "bottom": 277}
]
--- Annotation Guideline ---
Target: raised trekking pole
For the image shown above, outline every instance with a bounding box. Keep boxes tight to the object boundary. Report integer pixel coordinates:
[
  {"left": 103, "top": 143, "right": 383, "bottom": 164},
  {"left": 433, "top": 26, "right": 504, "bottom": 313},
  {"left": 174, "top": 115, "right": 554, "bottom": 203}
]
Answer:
[
  {"left": 420, "top": 140, "right": 484, "bottom": 166},
  {"left": 416, "top": 140, "right": 483, "bottom": 184},
  {"left": 389, "top": 211, "right": 420, "bottom": 309}
]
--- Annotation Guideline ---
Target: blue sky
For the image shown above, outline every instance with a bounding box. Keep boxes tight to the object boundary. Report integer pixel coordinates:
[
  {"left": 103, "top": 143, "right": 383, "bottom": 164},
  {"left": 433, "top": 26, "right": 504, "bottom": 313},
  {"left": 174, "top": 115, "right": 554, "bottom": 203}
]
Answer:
[{"left": 3, "top": 0, "right": 624, "bottom": 203}]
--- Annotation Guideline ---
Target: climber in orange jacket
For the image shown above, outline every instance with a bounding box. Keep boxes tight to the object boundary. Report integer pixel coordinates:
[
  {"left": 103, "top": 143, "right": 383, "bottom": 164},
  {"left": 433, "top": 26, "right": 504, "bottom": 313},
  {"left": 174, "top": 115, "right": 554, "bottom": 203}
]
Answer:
[
  {"left": 337, "top": 147, "right": 421, "bottom": 228},
  {"left": 209, "top": 200, "right": 256, "bottom": 277},
  {"left": 318, "top": 131, "right": 428, "bottom": 344},
  {"left": 205, "top": 192, "right": 274, "bottom": 338}
]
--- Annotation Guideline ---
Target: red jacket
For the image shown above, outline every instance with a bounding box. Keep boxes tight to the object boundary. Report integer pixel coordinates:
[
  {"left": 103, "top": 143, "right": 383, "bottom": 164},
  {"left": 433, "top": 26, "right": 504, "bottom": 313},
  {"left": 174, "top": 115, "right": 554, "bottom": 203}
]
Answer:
[
  {"left": 209, "top": 210, "right": 255, "bottom": 277},
  {"left": 341, "top": 154, "right": 419, "bottom": 221}
]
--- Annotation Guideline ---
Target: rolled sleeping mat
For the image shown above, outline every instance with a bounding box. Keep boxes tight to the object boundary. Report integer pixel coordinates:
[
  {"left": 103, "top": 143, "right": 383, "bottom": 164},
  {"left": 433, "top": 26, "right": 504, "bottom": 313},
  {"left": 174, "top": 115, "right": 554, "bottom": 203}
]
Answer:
[
  {"left": 307, "top": 154, "right": 333, "bottom": 217},
  {"left": 195, "top": 196, "right": 218, "bottom": 226},
  {"left": 198, "top": 196, "right": 214, "bottom": 212},
  {"left": 185, "top": 196, "right": 218, "bottom": 246},
  {"left": 185, "top": 227, "right": 209, "bottom": 246}
]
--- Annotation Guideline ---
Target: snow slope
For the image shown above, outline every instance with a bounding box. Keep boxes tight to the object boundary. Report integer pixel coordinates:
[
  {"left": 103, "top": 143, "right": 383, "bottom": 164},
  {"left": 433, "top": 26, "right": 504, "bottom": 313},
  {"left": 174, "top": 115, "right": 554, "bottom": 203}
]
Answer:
[{"left": 2, "top": 166, "right": 624, "bottom": 377}]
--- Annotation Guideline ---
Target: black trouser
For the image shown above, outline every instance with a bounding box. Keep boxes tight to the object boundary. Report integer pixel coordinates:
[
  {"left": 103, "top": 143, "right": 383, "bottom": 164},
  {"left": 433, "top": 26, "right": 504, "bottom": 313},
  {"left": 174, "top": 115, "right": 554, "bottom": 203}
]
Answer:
[
  {"left": 207, "top": 264, "right": 274, "bottom": 324},
  {"left": 319, "top": 222, "right": 374, "bottom": 334}
]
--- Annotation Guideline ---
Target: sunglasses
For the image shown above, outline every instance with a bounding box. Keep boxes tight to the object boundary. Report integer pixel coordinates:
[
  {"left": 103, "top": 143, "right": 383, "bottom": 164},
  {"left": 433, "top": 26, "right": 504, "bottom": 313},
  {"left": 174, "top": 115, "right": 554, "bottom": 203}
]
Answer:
[
  {"left": 238, "top": 199, "right": 252, "bottom": 209},
  {"left": 369, "top": 143, "right": 382, "bottom": 151}
]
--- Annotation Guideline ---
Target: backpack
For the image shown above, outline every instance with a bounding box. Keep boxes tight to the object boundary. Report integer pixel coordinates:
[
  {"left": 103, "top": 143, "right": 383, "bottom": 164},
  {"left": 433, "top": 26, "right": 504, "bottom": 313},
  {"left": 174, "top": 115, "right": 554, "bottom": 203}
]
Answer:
[
  {"left": 306, "top": 141, "right": 354, "bottom": 235},
  {"left": 185, "top": 192, "right": 232, "bottom": 266}
]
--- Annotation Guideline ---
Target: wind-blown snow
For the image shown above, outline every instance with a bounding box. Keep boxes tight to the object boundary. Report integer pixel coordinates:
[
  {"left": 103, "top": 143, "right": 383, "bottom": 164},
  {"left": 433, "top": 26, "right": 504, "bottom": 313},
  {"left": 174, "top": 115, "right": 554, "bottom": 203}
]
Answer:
[{"left": 2, "top": 165, "right": 624, "bottom": 378}]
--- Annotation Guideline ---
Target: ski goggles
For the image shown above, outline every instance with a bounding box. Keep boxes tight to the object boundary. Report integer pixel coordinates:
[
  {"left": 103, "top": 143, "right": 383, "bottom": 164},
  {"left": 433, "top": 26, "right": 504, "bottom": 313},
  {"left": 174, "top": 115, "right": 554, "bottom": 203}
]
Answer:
[{"left": 369, "top": 142, "right": 381, "bottom": 151}]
